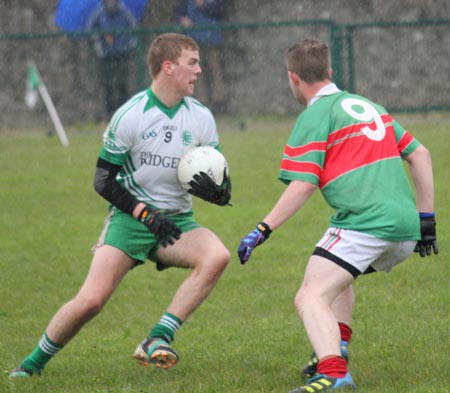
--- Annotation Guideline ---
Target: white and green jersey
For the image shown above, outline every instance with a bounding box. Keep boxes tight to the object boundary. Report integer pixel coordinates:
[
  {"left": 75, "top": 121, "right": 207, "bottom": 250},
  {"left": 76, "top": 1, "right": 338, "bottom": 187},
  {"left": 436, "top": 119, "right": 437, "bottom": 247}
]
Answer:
[{"left": 99, "top": 88, "right": 219, "bottom": 212}]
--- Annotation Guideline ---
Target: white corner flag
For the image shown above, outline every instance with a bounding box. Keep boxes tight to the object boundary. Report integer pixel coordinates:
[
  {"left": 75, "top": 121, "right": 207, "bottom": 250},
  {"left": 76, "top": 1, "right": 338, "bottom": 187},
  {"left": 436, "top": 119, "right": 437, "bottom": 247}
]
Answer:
[{"left": 25, "top": 63, "right": 70, "bottom": 147}]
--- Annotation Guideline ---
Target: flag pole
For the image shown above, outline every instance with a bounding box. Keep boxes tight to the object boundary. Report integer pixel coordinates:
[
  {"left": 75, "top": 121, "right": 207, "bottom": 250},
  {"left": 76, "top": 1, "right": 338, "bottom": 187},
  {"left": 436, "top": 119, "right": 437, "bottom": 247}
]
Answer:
[
  {"left": 37, "top": 83, "right": 70, "bottom": 147},
  {"left": 28, "top": 63, "right": 70, "bottom": 147}
]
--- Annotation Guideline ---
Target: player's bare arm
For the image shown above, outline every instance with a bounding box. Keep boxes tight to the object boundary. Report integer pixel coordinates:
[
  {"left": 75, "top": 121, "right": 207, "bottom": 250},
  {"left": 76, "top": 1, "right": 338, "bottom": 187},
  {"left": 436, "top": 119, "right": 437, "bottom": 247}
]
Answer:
[
  {"left": 263, "top": 180, "right": 317, "bottom": 230},
  {"left": 404, "top": 144, "right": 434, "bottom": 212},
  {"left": 238, "top": 180, "right": 316, "bottom": 265}
]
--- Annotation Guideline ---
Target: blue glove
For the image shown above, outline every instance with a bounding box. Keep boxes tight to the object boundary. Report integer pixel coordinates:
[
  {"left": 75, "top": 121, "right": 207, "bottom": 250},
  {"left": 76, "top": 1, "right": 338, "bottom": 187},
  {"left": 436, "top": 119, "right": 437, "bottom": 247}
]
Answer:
[{"left": 238, "top": 222, "right": 272, "bottom": 264}]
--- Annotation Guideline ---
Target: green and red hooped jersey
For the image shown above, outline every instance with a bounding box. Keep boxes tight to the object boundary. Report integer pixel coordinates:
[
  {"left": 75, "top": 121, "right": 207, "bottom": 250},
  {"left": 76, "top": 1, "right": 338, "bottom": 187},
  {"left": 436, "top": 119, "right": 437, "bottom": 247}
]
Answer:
[{"left": 279, "top": 90, "right": 421, "bottom": 241}]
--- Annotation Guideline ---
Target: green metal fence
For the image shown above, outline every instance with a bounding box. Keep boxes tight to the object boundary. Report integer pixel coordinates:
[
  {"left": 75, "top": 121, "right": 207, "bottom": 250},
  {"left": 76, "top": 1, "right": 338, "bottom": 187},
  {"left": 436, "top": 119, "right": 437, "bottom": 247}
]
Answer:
[
  {"left": 0, "top": 20, "right": 343, "bottom": 90},
  {"left": 344, "top": 18, "right": 450, "bottom": 112},
  {"left": 1, "top": 18, "right": 449, "bottom": 127}
]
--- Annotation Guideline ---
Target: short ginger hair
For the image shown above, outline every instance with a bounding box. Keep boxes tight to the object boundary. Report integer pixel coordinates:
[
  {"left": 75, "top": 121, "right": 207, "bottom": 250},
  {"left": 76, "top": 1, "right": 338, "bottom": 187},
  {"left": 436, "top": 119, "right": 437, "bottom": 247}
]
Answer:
[{"left": 147, "top": 33, "right": 199, "bottom": 79}]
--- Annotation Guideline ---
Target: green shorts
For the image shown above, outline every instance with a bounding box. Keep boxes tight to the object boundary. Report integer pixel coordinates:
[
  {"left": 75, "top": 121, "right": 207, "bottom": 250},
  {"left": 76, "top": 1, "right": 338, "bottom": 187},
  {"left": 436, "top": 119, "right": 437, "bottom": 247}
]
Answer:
[{"left": 95, "top": 207, "right": 201, "bottom": 268}]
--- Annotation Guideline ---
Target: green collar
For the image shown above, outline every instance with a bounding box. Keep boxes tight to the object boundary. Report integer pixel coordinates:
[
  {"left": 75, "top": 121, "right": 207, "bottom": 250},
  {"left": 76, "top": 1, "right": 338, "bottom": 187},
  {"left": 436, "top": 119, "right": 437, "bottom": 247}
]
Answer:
[{"left": 144, "top": 88, "right": 188, "bottom": 119}]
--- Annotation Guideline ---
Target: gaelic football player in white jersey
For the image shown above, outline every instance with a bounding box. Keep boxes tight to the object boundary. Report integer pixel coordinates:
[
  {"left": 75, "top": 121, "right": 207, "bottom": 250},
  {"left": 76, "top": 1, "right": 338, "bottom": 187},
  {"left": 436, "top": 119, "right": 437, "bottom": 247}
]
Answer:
[
  {"left": 10, "top": 33, "right": 231, "bottom": 378},
  {"left": 238, "top": 38, "right": 438, "bottom": 392}
]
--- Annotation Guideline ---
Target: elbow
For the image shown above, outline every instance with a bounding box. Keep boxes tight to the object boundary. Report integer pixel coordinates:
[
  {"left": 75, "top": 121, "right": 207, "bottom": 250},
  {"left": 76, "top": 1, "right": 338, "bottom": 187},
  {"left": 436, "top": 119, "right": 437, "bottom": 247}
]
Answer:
[
  {"left": 93, "top": 179, "right": 103, "bottom": 196},
  {"left": 93, "top": 166, "right": 109, "bottom": 197}
]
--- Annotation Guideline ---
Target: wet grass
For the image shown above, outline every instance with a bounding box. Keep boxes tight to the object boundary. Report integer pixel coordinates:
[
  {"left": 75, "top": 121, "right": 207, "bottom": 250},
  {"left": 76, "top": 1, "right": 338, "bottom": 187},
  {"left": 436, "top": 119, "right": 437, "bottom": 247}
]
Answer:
[{"left": 1, "top": 116, "right": 449, "bottom": 392}]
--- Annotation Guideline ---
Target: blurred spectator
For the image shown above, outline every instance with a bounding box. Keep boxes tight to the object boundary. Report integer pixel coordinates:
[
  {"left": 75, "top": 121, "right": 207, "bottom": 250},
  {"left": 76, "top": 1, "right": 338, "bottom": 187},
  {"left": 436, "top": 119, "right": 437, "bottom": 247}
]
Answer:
[
  {"left": 86, "top": 0, "right": 137, "bottom": 119},
  {"left": 174, "top": 0, "right": 227, "bottom": 112}
]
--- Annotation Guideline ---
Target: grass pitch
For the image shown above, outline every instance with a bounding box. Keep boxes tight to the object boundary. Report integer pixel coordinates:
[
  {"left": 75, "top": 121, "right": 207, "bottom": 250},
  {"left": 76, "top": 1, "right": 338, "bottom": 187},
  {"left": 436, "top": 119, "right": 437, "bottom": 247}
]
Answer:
[{"left": 1, "top": 115, "right": 449, "bottom": 392}]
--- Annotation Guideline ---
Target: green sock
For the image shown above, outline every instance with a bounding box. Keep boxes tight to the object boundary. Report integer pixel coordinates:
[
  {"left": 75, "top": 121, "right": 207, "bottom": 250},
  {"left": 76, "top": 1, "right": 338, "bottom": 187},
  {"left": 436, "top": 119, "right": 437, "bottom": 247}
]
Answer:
[
  {"left": 21, "top": 333, "right": 63, "bottom": 371},
  {"left": 149, "top": 312, "right": 183, "bottom": 343}
]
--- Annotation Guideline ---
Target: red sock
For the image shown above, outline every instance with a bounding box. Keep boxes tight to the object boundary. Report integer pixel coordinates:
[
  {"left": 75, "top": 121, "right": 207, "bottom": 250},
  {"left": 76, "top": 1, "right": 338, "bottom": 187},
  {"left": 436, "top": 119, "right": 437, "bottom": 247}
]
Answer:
[
  {"left": 317, "top": 355, "right": 347, "bottom": 378},
  {"left": 338, "top": 322, "right": 352, "bottom": 343}
]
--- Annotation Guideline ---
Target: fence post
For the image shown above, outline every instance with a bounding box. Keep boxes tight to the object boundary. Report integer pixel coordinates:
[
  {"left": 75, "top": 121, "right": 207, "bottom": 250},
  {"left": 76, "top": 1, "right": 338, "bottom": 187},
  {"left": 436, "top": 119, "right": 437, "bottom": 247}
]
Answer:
[
  {"left": 330, "top": 23, "right": 344, "bottom": 90},
  {"left": 135, "top": 34, "right": 147, "bottom": 90},
  {"left": 345, "top": 25, "right": 355, "bottom": 93}
]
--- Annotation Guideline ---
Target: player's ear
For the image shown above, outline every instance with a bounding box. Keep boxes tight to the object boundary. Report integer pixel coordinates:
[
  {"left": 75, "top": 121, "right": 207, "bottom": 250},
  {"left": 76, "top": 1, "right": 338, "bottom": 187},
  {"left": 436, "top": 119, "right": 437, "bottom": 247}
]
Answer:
[
  {"left": 288, "top": 71, "right": 300, "bottom": 85},
  {"left": 162, "top": 60, "right": 175, "bottom": 75}
]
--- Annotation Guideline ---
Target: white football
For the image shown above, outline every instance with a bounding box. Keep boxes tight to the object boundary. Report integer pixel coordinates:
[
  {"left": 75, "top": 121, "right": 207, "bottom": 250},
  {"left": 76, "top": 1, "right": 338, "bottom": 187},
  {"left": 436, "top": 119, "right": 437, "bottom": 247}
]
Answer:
[{"left": 177, "top": 146, "right": 228, "bottom": 190}]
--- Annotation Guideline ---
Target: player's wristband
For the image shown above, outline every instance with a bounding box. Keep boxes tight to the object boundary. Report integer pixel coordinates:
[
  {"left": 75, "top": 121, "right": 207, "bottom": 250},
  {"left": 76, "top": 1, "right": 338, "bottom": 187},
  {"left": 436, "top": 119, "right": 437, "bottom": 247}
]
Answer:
[
  {"left": 257, "top": 222, "right": 272, "bottom": 239},
  {"left": 419, "top": 212, "right": 435, "bottom": 219}
]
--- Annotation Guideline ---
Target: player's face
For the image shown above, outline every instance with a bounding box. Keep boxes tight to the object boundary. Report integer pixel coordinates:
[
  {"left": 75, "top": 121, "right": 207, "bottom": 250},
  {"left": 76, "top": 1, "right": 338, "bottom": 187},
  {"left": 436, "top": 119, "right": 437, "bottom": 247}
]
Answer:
[{"left": 172, "top": 49, "right": 202, "bottom": 97}]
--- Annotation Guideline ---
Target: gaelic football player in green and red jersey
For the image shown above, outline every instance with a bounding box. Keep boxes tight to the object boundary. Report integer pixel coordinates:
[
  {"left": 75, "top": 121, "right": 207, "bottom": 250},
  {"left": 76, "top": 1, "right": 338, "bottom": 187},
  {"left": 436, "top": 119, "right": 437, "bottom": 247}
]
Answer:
[
  {"left": 238, "top": 38, "right": 438, "bottom": 392},
  {"left": 10, "top": 33, "right": 231, "bottom": 379}
]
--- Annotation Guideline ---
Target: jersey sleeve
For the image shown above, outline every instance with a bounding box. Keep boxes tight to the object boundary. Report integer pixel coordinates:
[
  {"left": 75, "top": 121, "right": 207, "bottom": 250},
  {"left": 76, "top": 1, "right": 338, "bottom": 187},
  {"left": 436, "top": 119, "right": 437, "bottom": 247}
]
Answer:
[
  {"left": 392, "top": 120, "right": 421, "bottom": 158},
  {"left": 278, "top": 113, "right": 328, "bottom": 185},
  {"left": 98, "top": 111, "right": 135, "bottom": 166},
  {"left": 198, "top": 108, "right": 220, "bottom": 149}
]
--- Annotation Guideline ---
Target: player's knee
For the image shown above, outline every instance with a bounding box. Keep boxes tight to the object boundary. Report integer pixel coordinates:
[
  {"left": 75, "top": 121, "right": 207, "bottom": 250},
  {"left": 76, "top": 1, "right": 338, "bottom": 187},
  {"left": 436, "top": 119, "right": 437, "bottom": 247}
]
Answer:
[
  {"left": 210, "top": 246, "right": 230, "bottom": 273},
  {"left": 294, "top": 289, "right": 309, "bottom": 318},
  {"left": 78, "top": 295, "right": 107, "bottom": 319},
  {"left": 200, "top": 246, "right": 230, "bottom": 277}
]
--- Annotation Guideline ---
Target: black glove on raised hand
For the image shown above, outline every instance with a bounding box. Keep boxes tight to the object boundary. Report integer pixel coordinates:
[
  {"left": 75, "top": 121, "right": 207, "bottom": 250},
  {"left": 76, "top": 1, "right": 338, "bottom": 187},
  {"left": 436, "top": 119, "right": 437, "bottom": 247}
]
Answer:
[
  {"left": 414, "top": 212, "right": 438, "bottom": 257},
  {"left": 188, "top": 169, "right": 231, "bottom": 206},
  {"left": 138, "top": 206, "right": 181, "bottom": 247}
]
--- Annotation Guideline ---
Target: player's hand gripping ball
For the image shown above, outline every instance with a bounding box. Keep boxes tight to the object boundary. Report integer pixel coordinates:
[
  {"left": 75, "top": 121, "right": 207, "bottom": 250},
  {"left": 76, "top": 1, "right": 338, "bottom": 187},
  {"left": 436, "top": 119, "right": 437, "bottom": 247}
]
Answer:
[{"left": 178, "top": 146, "right": 231, "bottom": 206}]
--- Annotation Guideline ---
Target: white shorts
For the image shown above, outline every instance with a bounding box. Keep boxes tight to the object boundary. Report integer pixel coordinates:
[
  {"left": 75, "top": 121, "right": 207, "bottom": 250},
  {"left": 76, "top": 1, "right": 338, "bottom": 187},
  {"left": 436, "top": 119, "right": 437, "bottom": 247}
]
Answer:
[{"left": 314, "top": 227, "right": 417, "bottom": 278}]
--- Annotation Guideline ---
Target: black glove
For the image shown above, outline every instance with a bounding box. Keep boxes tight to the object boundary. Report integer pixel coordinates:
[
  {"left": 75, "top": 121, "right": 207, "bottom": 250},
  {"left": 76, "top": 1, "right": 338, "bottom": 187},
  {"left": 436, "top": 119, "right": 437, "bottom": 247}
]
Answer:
[
  {"left": 138, "top": 206, "right": 181, "bottom": 247},
  {"left": 414, "top": 212, "right": 438, "bottom": 257},
  {"left": 188, "top": 169, "right": 231, "bottom": 206}
]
